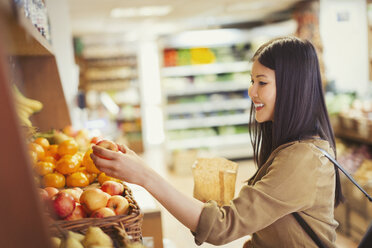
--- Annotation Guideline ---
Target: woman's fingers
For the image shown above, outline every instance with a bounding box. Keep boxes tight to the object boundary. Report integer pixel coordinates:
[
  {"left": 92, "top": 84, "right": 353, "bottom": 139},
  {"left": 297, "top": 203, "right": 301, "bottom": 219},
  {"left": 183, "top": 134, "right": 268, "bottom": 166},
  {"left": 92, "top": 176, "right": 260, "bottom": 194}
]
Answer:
[
  {"left": 92, "top": 145, "right": 119, "bottom": 160},
  {"left": 117, "top": 144, "right": 127, "bottom": 154},
  {"left": 117, "top": 144, "right": 135, "bottom": 155},
  {"left": 90, "top": 152, "right": 115, "bottom": 170}
]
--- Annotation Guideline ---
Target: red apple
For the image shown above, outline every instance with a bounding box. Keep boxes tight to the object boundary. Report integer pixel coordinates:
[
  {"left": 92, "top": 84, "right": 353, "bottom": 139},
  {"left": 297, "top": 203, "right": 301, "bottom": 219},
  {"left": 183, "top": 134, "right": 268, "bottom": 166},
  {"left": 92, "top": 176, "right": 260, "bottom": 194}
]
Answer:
[
  {"left": 90, "top": 136, "right": 102, "bottom": 144},
  {"left": 96, "top": 140, "right": 119, "bottom": 152},
  {"left": 64, "top": 205, "right": 87, "bottom": 221},
  {"left": 107, "top": 195, "right": 129, "bottom": 215},
  {"left": 80, "top": 188, "right": 110, "bottom": 214},
  {"left": 52, "top": 192, "right": 76, "bottom": 219},
  {"left": 101, "top": 181, "right": 124, "bottom": 196},
  {"left": 91, "top": 207, "right": 116, "bottom": 218},
  {"left": 44, "top": 187, "right": 59, "bottom": 199},
  {"left": 38, "top": 188, "right": 49, "bottom": 201}
]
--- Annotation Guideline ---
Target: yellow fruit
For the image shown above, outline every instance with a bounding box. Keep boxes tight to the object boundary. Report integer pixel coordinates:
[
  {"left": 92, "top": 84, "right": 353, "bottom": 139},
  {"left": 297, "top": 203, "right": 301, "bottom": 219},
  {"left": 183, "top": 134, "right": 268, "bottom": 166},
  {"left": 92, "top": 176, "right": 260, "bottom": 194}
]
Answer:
[
  {"left": 34, "top": 161, "right": 55, "bottom": 176},
  {"left": 29, "top": 143, "right": 45, "bottom": 160},
  {"left": 46, "top": 144, "right": 59, "bottom": 160},
  {"left": 41, "top": 156, "right": 57, "bottom": 164},
  {"left": 43, "top": 173, "right": 65, "bottom": 188},
  {"left": 98, "top": 172, "right": 121, "bottom": 185},
  {"left": 56, "top": 155, "right": 80, "bottom": 175},
  {"left": 58, "top": 139, "right": 78, "bottom": 156},
  {"left": 34, "top": 137, "right": 50, "bottom": 149},
  {"left": 84, "top": 171, "right": 98, "bottom": 184},
  {"left": 66, "top": 172, "right": 89, "bottom": 187},
  {"left": 29, "top": 151, "right": 38, "bottom": 164},
  {"left": 82, "top": 149, "right": 100, "bottom": 174}
]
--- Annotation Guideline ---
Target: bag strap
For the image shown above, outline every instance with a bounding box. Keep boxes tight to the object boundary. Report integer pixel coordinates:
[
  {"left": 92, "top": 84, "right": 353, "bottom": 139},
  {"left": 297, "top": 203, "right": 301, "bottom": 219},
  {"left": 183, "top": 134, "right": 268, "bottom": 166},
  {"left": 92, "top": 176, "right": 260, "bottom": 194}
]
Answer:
[
  {"left": 292, "top": 212, "right": 326, "bottom": 248},
  {"left": 293, "top": 144, "right": 372, "bottom": 247},
  {"left": 315, "top": 146, "right": 372, "bottom": 202}
]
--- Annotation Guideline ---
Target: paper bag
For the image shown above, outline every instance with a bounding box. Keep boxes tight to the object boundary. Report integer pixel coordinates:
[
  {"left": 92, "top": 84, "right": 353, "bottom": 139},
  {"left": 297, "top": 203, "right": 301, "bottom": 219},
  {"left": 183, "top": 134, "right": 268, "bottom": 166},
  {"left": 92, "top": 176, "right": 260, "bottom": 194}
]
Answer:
[{"left": 192, "top": 157, "right": 238, "bottom": 206}]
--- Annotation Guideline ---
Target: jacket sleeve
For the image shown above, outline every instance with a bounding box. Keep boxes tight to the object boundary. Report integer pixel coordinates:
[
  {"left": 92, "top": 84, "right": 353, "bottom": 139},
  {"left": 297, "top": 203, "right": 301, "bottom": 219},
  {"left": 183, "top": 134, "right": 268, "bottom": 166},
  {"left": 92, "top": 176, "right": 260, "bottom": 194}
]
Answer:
[{"left": 193, "top": 143, "right": 321, "bottom": 245}]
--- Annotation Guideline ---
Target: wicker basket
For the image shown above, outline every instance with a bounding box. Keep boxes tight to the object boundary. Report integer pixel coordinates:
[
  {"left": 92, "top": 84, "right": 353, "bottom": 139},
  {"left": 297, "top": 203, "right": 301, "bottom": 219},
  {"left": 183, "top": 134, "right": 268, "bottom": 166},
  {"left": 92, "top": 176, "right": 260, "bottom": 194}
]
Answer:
[{"left": 49, "top": 182, "right": 143, "bottom": 247}]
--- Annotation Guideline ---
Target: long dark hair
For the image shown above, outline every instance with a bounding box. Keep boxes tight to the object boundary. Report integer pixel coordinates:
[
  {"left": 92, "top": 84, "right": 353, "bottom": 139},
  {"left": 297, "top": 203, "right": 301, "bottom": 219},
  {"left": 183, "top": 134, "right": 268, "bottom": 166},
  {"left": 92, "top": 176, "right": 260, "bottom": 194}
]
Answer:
[{"left": 249, "top": 37, "right": 343, "bottom": 207}]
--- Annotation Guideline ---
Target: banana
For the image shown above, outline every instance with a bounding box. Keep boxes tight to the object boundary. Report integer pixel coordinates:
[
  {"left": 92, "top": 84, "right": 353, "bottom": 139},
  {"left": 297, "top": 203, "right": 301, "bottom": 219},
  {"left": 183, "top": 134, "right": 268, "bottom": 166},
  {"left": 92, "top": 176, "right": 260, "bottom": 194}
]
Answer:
[
  {"left": 16, "top": 103, "right": 34, "bottom": 116},
  {"left": 12, "top": 85, "right": 43, "bottom": 112},
  {"left": 17, "top": 108, "right": 32, "bottom": 127}
]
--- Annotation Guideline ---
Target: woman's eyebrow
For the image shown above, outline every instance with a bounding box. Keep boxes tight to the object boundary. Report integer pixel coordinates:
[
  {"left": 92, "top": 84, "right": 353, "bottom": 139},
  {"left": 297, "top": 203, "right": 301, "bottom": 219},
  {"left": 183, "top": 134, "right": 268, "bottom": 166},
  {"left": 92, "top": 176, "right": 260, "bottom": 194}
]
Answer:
[{"left": 256, "top": 74, "right": 267, "bottom": 78}]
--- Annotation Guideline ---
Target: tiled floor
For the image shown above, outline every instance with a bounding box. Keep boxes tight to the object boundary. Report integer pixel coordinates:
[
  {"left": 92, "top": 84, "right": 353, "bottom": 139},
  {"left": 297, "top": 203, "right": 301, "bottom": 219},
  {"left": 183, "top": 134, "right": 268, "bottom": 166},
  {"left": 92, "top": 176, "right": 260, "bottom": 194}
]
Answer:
[{"left": 142, "top": 148, "right": 358, "bottom": 247}]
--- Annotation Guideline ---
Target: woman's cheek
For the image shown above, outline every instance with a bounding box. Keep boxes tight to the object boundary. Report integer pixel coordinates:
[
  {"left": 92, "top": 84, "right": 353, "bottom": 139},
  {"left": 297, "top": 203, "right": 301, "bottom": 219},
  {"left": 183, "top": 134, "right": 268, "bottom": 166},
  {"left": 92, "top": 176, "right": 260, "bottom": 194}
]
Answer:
[{"left": 248, "top": 86, "right": 252, "bottom": 98}]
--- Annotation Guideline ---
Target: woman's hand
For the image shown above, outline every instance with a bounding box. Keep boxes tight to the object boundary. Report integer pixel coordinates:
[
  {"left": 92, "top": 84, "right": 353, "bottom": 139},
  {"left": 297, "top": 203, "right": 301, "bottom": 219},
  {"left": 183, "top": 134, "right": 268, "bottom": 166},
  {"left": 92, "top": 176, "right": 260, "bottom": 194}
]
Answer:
[
  {"left": 91, "top": 143, "right": 203, "bottom": 232},
  {"left": 90, "top": 144, "right": 149, "bottom": 187}
]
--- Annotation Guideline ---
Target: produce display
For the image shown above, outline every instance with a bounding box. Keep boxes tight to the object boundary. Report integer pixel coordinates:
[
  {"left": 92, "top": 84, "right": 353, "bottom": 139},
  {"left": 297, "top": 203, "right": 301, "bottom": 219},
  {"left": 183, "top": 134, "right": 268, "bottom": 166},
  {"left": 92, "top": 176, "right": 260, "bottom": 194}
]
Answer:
[
  {"left": 40, "top": 180, "right": 136, "bottom": 221},
  {"left": 336, "top": 139, "right": 372, "bottom": 175},
  {"left": 50, "top": 226, "right": 144, "bottom": 248},
  {"left": 28, "top": 127, "right": 138, "bottom": 223}
]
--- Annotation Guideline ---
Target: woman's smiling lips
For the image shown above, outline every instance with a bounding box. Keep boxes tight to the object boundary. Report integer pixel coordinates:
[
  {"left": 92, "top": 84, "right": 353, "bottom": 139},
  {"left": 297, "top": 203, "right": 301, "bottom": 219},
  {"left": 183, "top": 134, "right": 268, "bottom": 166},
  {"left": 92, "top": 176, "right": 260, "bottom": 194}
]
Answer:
[{"left": 253, "top": 102, "right": 265, "bottom": 111}]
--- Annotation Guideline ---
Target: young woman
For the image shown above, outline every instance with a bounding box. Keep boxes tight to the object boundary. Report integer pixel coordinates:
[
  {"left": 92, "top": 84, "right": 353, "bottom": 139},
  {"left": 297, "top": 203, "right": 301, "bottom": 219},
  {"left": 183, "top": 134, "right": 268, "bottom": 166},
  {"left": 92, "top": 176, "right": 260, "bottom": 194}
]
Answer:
[{"left": 91, "top": 37, "right": 342, "bottom": 247}]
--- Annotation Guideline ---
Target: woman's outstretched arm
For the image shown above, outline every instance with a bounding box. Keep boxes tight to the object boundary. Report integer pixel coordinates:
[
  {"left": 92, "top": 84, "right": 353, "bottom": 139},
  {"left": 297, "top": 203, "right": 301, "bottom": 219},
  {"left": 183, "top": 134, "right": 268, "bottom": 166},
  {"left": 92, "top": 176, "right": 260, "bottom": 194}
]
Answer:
[{"left": 90, "top": 144, "right": 203, "bottom": 232}]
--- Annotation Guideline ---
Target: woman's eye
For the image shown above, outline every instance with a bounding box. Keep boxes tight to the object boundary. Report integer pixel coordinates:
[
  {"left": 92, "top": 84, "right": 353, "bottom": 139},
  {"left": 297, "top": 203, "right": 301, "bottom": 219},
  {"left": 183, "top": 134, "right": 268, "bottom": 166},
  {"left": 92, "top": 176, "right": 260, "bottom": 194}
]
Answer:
[
  {"left": 259, "top": 81, "right": 267, "bottom": 86},
  {"left": 250, "top": 80, "right": 254, "bottom": 85}
]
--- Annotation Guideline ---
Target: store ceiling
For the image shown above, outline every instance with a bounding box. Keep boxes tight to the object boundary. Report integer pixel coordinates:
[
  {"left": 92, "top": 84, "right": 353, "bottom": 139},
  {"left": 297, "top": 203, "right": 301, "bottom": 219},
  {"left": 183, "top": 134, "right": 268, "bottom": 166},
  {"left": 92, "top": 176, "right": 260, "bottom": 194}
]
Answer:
[{"left": 67, "top": 0, "right": 304, "bottom": 40}]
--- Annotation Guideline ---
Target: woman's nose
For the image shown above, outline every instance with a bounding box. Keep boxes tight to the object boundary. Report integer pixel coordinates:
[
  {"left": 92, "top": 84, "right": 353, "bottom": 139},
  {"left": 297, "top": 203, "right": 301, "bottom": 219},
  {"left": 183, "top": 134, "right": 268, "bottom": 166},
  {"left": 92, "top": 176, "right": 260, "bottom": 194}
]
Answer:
[{"left": 249, "top": 84, "right": 258, "bottom": 98}]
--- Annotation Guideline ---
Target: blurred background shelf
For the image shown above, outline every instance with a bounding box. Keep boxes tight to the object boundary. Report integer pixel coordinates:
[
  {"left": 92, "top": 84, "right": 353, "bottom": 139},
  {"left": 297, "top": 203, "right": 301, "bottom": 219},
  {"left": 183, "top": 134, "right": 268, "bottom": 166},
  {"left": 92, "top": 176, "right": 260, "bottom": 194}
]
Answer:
[
  {"left": 162, "top": 61, "right": 252, "bottom": 77},
  {"left": 166, "top": 82, "right": 249, "bottom": 96},
  {"left": 167, "top": 133, "right": 251, "bottom": 150},
  {"left": 166, "top": 113, "right": 250, "bottom": 130},
  {"left": 166, "top": 99, "right": 250, "bottom": 114}
]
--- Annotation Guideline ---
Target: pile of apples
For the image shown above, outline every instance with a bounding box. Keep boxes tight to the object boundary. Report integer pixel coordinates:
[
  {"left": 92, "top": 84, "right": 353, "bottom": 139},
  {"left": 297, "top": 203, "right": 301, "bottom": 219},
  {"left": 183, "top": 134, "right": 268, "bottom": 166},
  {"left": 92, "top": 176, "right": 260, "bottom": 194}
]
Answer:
[{"left": 40, "top": 180, "right": 131, "bottom": 220}]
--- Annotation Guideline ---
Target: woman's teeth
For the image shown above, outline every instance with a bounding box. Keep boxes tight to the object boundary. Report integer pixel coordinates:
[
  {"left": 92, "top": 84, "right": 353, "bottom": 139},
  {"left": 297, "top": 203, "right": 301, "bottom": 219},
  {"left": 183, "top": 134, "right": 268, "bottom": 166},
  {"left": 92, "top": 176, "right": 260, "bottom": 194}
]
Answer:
[{"left": 255, "top": 103, "right": 264, "bottom": 108}]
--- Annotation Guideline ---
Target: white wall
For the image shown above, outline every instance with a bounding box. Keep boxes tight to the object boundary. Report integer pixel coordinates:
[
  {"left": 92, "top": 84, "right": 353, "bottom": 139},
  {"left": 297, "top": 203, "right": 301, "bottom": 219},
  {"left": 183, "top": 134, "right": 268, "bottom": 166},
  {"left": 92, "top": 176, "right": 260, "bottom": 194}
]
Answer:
[
  {"left": 45, "top": 0, "right": 80, "bottom": 127},
  {"left": 320, "top": 0, "right": 369, "bottom": 97}
]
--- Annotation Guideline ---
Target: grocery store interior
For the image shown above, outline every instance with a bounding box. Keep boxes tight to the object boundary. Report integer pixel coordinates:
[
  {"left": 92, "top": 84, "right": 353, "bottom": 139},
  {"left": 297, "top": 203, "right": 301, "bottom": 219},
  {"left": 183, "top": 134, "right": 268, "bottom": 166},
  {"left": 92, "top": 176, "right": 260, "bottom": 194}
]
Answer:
[{"left": 1, "top": 0, "right": 372, "bottom": 247}]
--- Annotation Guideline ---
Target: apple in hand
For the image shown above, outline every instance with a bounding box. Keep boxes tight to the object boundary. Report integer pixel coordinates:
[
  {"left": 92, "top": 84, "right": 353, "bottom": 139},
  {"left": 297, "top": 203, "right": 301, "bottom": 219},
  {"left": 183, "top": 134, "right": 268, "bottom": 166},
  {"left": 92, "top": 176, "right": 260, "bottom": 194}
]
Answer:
[
  {"left": 79, "top": 188, "right": 110, "bottom": 214},
  {"left": 91, "top": 207, "right": 116, "bottom": 218},
  {"left": 52, "top": 192, "right": 76, "bottom": 219},
  {"left": 96, "top": 140, "right": 119, "bottom": 152},
  {"left": 64, "top": 204, "right": 87, "bottom": 221},
  {"left": 101, "top": 181, "right": 124, "bottom": 196},
  {"left": 107, "top": 195, "right": 129, "bottom": 215}
]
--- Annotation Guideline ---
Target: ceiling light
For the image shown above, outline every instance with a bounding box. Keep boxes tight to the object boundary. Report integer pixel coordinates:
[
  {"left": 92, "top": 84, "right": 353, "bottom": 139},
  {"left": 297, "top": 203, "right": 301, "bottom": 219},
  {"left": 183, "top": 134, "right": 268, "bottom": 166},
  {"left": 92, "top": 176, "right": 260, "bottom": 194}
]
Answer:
[
  {"left": 111, "top": 8, "right": 137, "bottom": 18},
  {"left": 111, "top": 5, "right": 172, "bottom": 18}
]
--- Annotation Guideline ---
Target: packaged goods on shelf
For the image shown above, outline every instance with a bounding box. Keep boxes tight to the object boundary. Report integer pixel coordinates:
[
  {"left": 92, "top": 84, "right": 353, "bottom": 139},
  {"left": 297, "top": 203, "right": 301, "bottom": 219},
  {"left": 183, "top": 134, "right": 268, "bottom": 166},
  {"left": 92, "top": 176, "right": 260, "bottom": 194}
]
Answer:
[
  {"left": 163, "top": 44, "right": 251, "bottom": 67},
  {"left": 14, "top": 0, "right": 51, "bottom": 42},
  {"left": 162, "top": 42, "right": 253, "bottom": 162}
]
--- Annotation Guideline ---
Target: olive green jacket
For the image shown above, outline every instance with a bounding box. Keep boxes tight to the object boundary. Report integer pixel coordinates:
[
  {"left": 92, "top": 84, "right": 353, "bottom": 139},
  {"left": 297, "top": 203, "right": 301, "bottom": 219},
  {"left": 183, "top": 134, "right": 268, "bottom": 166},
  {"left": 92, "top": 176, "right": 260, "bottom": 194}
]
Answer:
[{"left": 193, "top": 139, "right": 338, "bottom": 247}]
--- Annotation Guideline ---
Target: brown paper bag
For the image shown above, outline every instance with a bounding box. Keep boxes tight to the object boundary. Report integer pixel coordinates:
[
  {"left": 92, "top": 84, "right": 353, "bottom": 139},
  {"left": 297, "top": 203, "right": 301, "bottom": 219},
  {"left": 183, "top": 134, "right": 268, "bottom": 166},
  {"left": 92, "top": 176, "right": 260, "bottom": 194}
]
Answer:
[{"left": 192, "top": 157, "right": 238, "bottom": 206}]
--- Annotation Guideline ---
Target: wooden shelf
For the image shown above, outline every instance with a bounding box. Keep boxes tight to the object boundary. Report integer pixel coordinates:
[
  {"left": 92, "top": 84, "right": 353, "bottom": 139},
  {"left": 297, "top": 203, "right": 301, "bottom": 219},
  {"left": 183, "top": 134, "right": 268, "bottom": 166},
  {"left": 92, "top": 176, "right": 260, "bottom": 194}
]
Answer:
[
  {"left": 0, "top": 2, "right": 54, "bottom": 247},
  {"left": 4, "top": 6, "right": 53, "bottom": 56},
  {"left": 334, "top": 128, "right": 372, "bottom": 146}
]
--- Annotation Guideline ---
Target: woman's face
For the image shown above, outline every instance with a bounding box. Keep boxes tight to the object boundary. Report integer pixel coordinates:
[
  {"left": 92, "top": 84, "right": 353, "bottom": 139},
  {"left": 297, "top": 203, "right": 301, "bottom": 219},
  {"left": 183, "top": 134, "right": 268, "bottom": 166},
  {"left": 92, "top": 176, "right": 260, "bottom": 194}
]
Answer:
[{"left": 248, "top": 60, "right": 276, "bottom": 123}]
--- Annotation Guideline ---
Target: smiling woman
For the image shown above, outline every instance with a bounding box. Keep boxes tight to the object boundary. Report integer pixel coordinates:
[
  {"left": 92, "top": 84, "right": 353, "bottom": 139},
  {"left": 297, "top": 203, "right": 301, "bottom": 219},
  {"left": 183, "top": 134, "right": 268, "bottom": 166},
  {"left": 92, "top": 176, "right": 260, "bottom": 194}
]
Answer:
[
  {"left": 249, "top": 61, "right": 276, "bottom": 123},
  {"left": 90, "top": 36, "right": 344, "bottom": 248}
]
